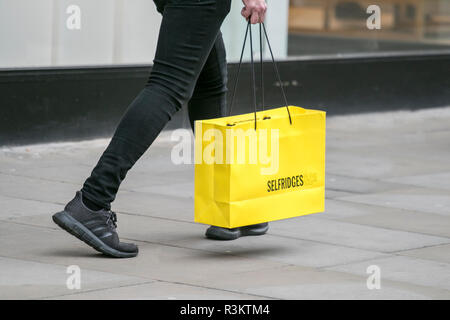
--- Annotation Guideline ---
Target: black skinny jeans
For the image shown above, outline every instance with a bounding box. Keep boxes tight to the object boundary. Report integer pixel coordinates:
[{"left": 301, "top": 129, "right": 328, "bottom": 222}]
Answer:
[{"left": 82, "top": 0, "right": 231, "bottom": 209}]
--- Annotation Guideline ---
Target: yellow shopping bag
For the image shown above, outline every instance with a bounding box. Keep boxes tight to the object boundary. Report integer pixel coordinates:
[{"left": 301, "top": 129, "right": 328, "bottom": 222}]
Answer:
[
  {"left": 194, "top": 22, "right": 326, "bottom": 228},
  {"left": 194, "top": 106, "right": 326, "bottom": 228}
]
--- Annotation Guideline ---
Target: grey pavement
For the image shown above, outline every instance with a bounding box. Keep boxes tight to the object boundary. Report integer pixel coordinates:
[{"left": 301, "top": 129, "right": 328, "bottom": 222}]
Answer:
[{"left": 0, "top": 106, "right": 450, "bottom": 299}]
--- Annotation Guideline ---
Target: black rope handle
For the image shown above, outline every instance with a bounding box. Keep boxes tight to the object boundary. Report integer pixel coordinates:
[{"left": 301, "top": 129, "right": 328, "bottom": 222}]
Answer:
[
  {"left": 262, "top": 23, "right": 292, "bottom": 125},
  {"left": 249, "top": 21, "right": 257, "bottom": 129},
  {"left": 228, "top": 21, "right": 292, "bottom": 129},
  {"left": 259, "top": 23, "right": 265, "bottom": 111},
  {"left": 228, "top": 22, "right": 249, "bottom": 118}
]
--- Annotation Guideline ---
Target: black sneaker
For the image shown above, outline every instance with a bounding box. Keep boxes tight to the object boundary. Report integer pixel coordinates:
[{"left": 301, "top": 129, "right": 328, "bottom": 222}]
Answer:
[
  {"left": 205, "top": 222, "right": 269, "bottom": 240},
  {"left": 52, "top": 191, "right": 138, "bottom": 258}
]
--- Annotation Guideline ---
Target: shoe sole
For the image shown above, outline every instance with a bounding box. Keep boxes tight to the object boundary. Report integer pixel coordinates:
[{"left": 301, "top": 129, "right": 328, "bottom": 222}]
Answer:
[
  {"left": 52, "top": 211, "right": 137, "bottom": 258},
  {"left": 205, "top": 224, "right": 269, "bottom": 241}
]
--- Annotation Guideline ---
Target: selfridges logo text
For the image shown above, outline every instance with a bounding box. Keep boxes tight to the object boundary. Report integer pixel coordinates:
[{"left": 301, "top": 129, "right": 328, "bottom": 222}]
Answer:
[
  {"left": 267, "top": 174, "right": 303, "bottom": 192},
  {"left": 267, "top": 172, "right": 317, "bottom": 193}
]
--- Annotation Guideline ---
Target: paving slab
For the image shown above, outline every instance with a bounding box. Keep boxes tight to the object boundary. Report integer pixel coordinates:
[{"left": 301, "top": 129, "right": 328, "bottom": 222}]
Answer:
[
  {"left": 383, "top": 172, "right": 450, "bottom": 192},
  {"left": 168, "top": 232, "right": 387, "bottom": 269},
  {"left": 113, "top": 190, "right": 194, "bottom": 222},
  {"left": 196, "top": 265, "right": 450, "bottom": 300},
  {"left": 268, "top": 215, "right": 450, "bottom": 253},
  {"left": 6, "top": 213, "right": 386, "bottom": 269},
  {"left": 326, "top": 129, "right": 450, "bottom": 180},
  {"left": 326, "top": 147, "right": 450, "bottom": 180},
  {"left": 325, "top": 107, "right": 450, "bottom": 134},
  {"left": 0, "top": 195, "right": 61, "bottom": 220},
  {"left": 0, "top": 256, "right": 147, "bottom": 300},
  {"left": 326, "top": 255, "right": 450, "bottom": 291},
  {"left": 324, "top": 189, "right": 357, "bottom": 199},
  {"left": 0, "top": 173, "right": 76, "bottom": 206},
  {"left": 131, "top": 181, "right": 194, "bottom": 199},
  {"left": 1, "top": 107, "right": 450, "bottom": 299},
  {"left": 0, "top": 133, "right": 182, "bottom": 186},
  {"left": 327, "top": 126, "right": 450, "bottom": 152},
  {"left": 0, "top": 221, "right": 288, "bottom": 291},
  {"left": 398, "top": 244, "right": 450, "bottom": 264},
  {"left": 49, "top": 281, "right": 267, "bottom": 300},
  {"left": 325, "top": 173, "right": 404, "bottom": 195},
  {"left": 0, "top": 163, "right": 92, "bottom": 186},
  {"left": 323, "top": 198, "right": 404, "bottom": 219},
  {"left": 0, "top": 140, "right": 104, "bottom": 169},
  {"left": 339, "top": 187, "right": 450, "bottom": 217},
  {"left": 121, "top": 165, "right": 194, "bottom": 191},
  {"left": 336, "top": 203, "right": 450, "bottom": 238}
]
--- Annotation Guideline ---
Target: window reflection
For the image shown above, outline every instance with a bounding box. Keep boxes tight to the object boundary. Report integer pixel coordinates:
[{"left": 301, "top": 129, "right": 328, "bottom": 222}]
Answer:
[{"left": 288, "top": 0, "right": 450, "bottom": 56}]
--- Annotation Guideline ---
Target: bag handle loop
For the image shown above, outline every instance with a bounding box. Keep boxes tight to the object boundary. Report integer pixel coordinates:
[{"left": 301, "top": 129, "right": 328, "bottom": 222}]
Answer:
[{"left": 228, "top": 21, "right": 292, "bottom": 129}]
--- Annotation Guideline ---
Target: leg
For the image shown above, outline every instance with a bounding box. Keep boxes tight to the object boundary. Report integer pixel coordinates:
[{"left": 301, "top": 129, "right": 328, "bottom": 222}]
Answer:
[
  {"left": 187, "top": 32, "right": 228, "bottom": 131},
  {"left": 186, "top": 32, "right": 269, "bottom": 240},
  {"left": 82, "top": 0, "right": 231, "bottom": 210},
  {"left": 53, "top": 0, "right": 232, "bottom": 258}
]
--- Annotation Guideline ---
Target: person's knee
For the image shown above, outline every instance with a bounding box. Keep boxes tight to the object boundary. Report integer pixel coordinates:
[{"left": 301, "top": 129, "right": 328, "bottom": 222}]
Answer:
[
  {"left": 140, "top": 84, "right": 183, "bottom": 116},
  {"left": 191, "top": 57, "right": 228, "bottom": 100},
  {"left": 191, "top": 78, "right": 227, "bottom": 101},
  {"left": 145, "top": 76, "right": 193, "bottom": 112}
]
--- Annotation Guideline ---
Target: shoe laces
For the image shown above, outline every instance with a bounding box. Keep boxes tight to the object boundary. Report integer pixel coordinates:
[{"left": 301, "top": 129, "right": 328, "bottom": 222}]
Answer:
[{"left": 105, "top": 210, "right": 117, "bottom": 229}]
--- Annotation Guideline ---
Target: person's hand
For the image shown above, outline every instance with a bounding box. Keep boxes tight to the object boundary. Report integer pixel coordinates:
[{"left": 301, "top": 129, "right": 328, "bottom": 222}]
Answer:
[{"left": 241, "top": 0, "right": 267, "bottom": 24}]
